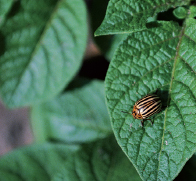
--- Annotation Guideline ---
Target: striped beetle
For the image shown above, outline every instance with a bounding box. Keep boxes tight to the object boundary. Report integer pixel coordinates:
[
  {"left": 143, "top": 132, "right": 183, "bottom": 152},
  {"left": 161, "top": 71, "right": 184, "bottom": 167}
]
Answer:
[{"left": 122, "top": 94, "right": 162, "bottom": 126}]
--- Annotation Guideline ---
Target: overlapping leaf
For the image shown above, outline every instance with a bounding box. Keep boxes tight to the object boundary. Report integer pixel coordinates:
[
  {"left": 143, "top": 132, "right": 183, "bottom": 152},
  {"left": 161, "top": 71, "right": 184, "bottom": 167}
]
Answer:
[
  {"left": 53, "top": 136, "right": 142, "bottom": 181},
  {"left": 31, "top": 78, "right": 112, "bottom": 143},
  {"left": 0, "top": 0, "right": 87, "bottom": 108},
  {"left": 0, "top": 143, "right": 80, "bottom": 180},
  {"left": 105, "top": 16, "right": 196, "bottom": 181},
  {"left": 95, "top": 0, "right": 190, "bottom": 36}
]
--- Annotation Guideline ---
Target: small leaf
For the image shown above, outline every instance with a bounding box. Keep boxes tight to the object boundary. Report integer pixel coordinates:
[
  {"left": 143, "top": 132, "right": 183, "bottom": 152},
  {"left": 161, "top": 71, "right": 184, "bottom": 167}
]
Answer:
[
  {"left": 0, "top": 143, "right": 80, "bottom": 180},
  {"left": 0, "top": 0, "right": 87, "bottom": 108},
  {"left": 31, "top": 78, "right": 112, "bottom": 143},
  {"left": 105, "top": 18, "right": 196, "bottom": 180},
  {"left": 173, "top": 7, "right": 188, "bottom": 19},
  {"left": 189, "top": 5, "right": 196, "bottom": 18},
  {"left": 95, "top": 0, "right": 189, "bottom": 36},
  {"left": 53, "top": 136, "right": 142, "bottom": 181}
]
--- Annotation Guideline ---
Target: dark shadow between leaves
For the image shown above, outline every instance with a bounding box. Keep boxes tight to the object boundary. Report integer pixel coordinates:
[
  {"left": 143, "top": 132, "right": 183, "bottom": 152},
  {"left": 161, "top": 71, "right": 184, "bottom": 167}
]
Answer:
[
  {"left": 62, "top": 55, "right": 109, "bottom": 93},
  {"left": 146, "top": 21, "right": 162, "bottom": 29},
  {"left": 78, "top": 55, "right": 109, "bottom": 80},
  {"left": 157, "top": 8, "right": 184, "bottom": 26},
  {"left": 146, "top": 8, "right": 184, "bottom": 28},
  {"left": 65, "top": 77, "right": 93, "bottom": 92},
  {"left": 175, "top": 154, "right": 196, "bottom": 181},
  {"left": 0, "top": 32, "right": 5, "bottom": 56},
  {"left": 7, "top": 0, "right": 21, "bottom": 18}
]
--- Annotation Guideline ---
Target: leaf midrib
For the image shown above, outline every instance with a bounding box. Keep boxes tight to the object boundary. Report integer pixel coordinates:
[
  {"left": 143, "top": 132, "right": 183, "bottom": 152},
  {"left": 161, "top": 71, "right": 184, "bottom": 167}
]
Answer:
[
  {"left": 7, "top": 1, "right": 61, "bottom": 104},
  {"left": 157, "top": 21, "right": 187, "bottom": 180}
]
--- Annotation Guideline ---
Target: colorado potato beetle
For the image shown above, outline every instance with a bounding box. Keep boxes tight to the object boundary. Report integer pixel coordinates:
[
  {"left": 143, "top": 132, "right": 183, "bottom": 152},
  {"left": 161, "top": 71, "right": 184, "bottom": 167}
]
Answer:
[{"left": 122, "top": 94, "right": 162, "bottom": 126}]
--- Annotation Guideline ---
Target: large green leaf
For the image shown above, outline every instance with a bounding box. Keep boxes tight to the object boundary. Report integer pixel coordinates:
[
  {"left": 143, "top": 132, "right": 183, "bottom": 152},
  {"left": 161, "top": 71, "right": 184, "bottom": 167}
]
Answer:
[
  {"left": 53, "top": 136, "right": 142, "bottom": 181},
  {"left": 105, "top": 16, "right": 196, "bottom": 181},
  {"left": 95, "top": 0, "right": 190, "bottom": 36},
  {"left": 0, "top": 0, "right": 87, "bottom": 108},
  {"left": 31, "top": 78, "right": 112, "bottom": 143},
  {"left": 0, "top": 143, "right": 80, "bottom": 180}
]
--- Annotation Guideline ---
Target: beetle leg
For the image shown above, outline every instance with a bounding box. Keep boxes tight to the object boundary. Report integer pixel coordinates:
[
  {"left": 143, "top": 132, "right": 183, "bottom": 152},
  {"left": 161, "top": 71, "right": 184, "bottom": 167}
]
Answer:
[
  {"left": 146, "top": 119, "right": 153, "bottom": 125},
  {"left": 141, "top": 120, "right": 144, "bottom": 127}
]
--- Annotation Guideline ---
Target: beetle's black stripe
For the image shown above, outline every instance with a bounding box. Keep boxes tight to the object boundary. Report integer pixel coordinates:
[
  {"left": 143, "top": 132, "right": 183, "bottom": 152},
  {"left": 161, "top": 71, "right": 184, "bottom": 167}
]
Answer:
[
  {"left": 136, "top": 95, "right": 159, "bottom": 107},
  {"left": 143, "top": 103, "right": 159, "bottom": 115},
  {"left": 142, "top": 102, "right": 161, "bottom": 118},
  {"left": 137, "top": 99, "right": 160, "bottom": 108},
  {"left": 146, "top": 106, "right": 161, "bottom": 118},
  {"left": 142, "top": 101, "right": 160, "bottom": 112},
  {"left": 135, "top": 94, "right": 162, "bottom": 119}
]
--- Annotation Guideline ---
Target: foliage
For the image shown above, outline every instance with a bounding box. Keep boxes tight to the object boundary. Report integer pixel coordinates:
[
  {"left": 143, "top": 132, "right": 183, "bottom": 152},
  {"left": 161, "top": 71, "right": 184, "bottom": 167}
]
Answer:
[
  {"left": 0, "top": 0, "right": 87, "bottom": 107},
  {"left": 0, "top": 0, "right": 196, "bottom": 181}
]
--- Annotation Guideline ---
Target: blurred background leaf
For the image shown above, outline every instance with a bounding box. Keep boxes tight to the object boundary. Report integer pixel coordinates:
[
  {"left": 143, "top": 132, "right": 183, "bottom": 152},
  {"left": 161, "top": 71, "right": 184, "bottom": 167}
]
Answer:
[
  {"left": 53, "top": 136, "right": 142, "bottom": 181},
  {"left": 0, "top": 0, "right": 13, "bottom": 26},
  {"left": 0, "top": 0, "right": 87, "bottom": 108},
  {"left": 90, "top": 0, "right": 126, "bottom": 61},
  {"left": 0, "top": 143, "right": 80, "bottom": 180},
  {"left": 31, "top": 78, "right": 112, "bottom": 143}
]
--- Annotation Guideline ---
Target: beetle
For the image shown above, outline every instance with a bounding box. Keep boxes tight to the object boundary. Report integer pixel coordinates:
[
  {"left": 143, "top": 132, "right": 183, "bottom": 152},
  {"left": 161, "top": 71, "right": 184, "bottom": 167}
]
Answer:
[{"left": 122, "top": 94, "right": 162, "bottom": 127}]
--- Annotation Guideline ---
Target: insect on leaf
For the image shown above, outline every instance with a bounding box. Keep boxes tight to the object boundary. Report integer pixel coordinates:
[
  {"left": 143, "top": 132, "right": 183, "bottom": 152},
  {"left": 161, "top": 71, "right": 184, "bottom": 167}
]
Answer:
[{"left": 105, "top": 14, "right": 196, "bottom": 181}]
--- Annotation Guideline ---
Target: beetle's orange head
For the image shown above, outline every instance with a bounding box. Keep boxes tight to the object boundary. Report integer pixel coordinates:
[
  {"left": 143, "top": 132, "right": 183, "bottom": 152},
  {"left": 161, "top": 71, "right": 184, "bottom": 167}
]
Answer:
[{"left": 132, "top": 105, "right": 143, "bottom": 119}]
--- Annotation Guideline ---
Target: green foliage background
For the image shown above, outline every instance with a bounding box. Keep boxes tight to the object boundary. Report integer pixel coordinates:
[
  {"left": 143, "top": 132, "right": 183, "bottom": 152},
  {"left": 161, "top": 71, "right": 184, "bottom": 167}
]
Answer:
[{"left": 0, "top": 0, "right": 196, "bottom": 181}]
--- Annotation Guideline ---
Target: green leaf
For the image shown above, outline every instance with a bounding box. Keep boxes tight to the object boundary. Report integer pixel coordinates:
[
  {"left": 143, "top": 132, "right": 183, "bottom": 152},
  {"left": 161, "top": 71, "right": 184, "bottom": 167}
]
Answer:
[
  {"left": 0, "top": 0, "right": 13, "bottom": 25},
  {"left": 105, "top": 19, "right": 196, "bottom": 180},
  {"left": 95, "top": 0, "right": 190, "bottom": 36},
  {"left": 0, "top": 0, "right": 87, "bottom": 108},
  {"left": 53, "top": 136, "right": 142, "bottom": 181},
  {"left": 173, "top": 7, "right": 188, "bottom": 19},
  {"left": 189, "top": 5, "right": 196, "bottom": 18},
  {"left": 0, "top": 143, "right": 80, "bottom": 180},
  {"left": 31, "top": 78, "right": 112, "bottom": 143}
]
